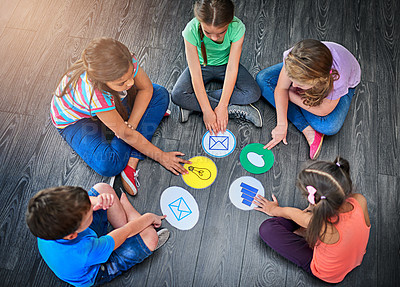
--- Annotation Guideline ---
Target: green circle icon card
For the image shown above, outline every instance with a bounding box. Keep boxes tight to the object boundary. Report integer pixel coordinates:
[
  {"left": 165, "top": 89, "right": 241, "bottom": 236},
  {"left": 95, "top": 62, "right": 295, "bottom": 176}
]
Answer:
[{"left": 240, "top": 143, "right": 274, "bottom": 174}]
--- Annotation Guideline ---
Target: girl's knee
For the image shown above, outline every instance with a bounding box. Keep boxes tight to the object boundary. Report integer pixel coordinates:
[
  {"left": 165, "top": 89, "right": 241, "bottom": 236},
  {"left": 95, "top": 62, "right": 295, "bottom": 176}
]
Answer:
[
  {"left": 152, "top": 84, "right": 170, "bottom": 106},
  {"left": 259, "top": 218, "right": 276, "bottom": 243}
]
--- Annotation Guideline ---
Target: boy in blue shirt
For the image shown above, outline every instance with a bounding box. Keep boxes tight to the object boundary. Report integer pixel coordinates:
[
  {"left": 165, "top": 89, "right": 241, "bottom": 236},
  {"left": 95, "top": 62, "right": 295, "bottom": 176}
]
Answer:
[{"left": 26, "top": 183, "right": 169, "bottom": 287}]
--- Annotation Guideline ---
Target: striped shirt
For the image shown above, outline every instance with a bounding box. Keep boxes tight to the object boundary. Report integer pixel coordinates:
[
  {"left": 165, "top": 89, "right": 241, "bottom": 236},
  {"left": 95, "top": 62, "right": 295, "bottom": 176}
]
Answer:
[{"left": 51, "top": 56, "right": 138, "bottom": 129}]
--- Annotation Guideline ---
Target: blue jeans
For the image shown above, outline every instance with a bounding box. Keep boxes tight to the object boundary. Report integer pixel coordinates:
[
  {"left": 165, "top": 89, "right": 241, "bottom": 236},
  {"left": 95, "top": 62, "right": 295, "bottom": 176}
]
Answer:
[
  {"left": 88, "top": 188, "right": 153, "bottom": 286},
  {"left": 171, "top": 64, "right": 261, "bottom": 111},
  {"left": 57, "top": 84, "right": 169, "bottom": 177},
  {"left": 256, "top": 63, "right": 355, "bottom": 135}
]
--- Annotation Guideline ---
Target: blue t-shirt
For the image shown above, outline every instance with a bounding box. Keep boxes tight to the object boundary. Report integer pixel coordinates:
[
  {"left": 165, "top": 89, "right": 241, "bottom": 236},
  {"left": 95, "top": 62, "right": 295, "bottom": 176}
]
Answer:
[{"left": 38, "top": 228, "right": 114, "bottom": 287}]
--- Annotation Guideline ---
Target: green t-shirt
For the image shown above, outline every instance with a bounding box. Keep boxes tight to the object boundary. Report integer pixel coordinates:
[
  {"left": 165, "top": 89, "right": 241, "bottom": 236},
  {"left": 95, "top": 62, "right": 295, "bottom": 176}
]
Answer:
[{"left": 182, "top": 16, "right": 245, "bottom": 66}]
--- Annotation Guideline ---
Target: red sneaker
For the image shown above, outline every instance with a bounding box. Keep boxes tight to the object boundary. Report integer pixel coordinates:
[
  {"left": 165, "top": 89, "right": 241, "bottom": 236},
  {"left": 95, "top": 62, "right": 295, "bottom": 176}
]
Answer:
[
  {"left": 164, "top": 109, "right": 171, "bottom": 117},
  {"left": 309, "top": 131, "right": 324, "bottom": 160},
  {"left": 121, "top": 166, "right": 140, "bottom": 196}
]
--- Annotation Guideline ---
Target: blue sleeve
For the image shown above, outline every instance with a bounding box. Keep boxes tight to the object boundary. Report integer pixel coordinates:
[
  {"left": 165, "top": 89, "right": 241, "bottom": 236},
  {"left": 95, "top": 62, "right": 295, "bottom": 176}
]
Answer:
[{"left": 85, "top": 235, "right": 115, "bottom": 265}]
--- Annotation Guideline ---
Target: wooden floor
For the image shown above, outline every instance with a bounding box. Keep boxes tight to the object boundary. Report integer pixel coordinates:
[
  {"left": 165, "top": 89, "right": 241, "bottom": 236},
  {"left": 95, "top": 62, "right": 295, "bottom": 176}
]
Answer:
[{"left": 0, "top": 0, "right": 399, "bottom": 286}]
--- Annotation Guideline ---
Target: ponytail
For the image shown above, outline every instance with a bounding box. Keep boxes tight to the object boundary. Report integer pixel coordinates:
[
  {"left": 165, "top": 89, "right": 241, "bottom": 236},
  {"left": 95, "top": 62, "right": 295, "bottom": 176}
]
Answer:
[
  {"left": 194, "top": 0, "right": 234, "bottom": 67},
  {"left": 55, "top": 38, "right": 133, "bottom": 121},
  {"left": 198, "top": 24, "right": 208, "bottom": 66},
  {"left": 296, "top": 157, "right": 353, "bottom": 247}
]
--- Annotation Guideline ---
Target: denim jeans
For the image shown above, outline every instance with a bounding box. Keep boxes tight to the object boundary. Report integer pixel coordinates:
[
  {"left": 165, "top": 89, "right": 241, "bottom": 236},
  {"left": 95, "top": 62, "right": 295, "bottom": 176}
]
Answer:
[
  {"left": 171, "top": 64, "right": 261, "bottom": 111},
  {"left": 58, "top": 84, "right": 169, "bottom": 177},
  {"left": 87, "top": 188, "right": 152, "bottom": 286},
  {"left": 259, "top": 217, "right": 314, "bottom": 274},
  {"left": 256, "top": 63, "right": 355, "bottom": 135}
]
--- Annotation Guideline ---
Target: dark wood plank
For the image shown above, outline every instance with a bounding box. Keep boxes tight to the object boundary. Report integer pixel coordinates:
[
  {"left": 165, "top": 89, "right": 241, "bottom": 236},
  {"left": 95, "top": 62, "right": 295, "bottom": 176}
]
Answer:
[
  {"left": 376, "top": 0, "right": 400, "bottom": 177},
  {"left": 0, "top": 1, "right": 399, "bottom": 286},
  {"left": 6, "top": 0, "right": 52, "bottom": 31},
  {"left": 376, "top": 174, "right": 400, "bottom": 286}
]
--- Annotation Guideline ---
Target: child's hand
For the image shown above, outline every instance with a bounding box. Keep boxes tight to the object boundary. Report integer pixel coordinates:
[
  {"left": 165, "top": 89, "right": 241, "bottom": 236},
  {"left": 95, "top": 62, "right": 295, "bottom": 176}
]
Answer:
[
  {"left": 151, "top": 214, "right": 166, "bottom": 228},
  {"left": 264, "top": 124, "right": 288, "bottom": 150},
  {"left": 159, "top": 151, "right": 191, "bottom": 175},
  {"left": 253, "top": 194, "right": 280, "bottom": 216},
  {"left": 93, "top": 193, "right": 115, "bottom": 211},
  {"left": 214, "top": 105, "right": 228, "bottom": 133},
  {"left": 203, "top": 110, "right": 218, "bottom": 135}
]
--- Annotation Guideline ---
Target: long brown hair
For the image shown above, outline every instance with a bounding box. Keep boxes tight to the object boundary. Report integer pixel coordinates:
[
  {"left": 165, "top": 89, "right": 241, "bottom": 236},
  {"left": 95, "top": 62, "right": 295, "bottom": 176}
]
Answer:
[
  {"left": 285, "top": 39, "right": 340, "bottom": 107},
  {"left": 26, "top": 186, "right": 91, "bottom": 240},
  {"left": 296, "top": 157, "right": 352, "bottom": 248},
  {"left": 56, "top": 37, "right": 135, "bottom": 120},
  {"left": 194, "top": 0, "right": 234, "bottom": 66}
]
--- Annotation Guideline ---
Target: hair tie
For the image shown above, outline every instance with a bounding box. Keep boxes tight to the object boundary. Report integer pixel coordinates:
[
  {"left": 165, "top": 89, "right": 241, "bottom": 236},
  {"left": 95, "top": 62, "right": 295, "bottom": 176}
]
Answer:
[
  {"left": 320, "top": 196, "right": 326, "bottom": 200},
  {"left": 329, "top": 69, "right": 333, "bottom": 74},
  {"left": 306, "top": 186, "right": 317, "bottom": 204},
  {"left": 336, "top": 162, "right": 340, "bottom": 167}
]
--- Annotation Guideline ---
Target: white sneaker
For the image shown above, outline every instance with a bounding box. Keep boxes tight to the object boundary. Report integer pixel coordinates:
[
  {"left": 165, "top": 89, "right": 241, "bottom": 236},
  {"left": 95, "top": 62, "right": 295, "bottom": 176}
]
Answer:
[
  {"left": 228, "top": 104, "right": 263, "bottom": 127},
  {"left": 155, "top": 229, "right": 170, "bottom": 250},
  {"left": 179, "top": 107, "right": 192, "bottom": 123}
]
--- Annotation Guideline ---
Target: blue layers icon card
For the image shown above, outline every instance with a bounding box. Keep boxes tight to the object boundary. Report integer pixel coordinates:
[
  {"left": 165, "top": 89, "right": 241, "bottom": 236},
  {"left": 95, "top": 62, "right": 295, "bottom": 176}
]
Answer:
[
  {"left": 168, "top": 197, "right": 192, "bottom": 221},
  {"left": 229, "top": 176, "right": 265, "bottom": 211},
  {"left": 202, "top": 130, "right": 236, "bottom": 158}
]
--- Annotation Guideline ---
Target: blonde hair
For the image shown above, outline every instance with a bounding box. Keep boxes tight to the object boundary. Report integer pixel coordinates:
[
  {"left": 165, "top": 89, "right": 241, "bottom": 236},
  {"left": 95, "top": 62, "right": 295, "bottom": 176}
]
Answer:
[
  {"left": 284, "top": 39, "right": 340, "bottom": 107},
  {"left": 56, "top": 37, "right": 135, "bottom": 120}
]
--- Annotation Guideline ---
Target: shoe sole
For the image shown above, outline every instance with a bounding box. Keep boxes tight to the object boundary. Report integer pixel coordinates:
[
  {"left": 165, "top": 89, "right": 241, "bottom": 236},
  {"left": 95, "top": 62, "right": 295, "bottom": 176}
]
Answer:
[
  {"left": 155, "top": 229, "right": 170, "bottom": 250},
  {"left": 121, "top": 171, "right": 138, "bottom": 196},
  {"left": 311, "top": 135, "right": 324, "bottom": 160},
  {"left": 249, "top": 103, "right": 263, "bottom": 128}
]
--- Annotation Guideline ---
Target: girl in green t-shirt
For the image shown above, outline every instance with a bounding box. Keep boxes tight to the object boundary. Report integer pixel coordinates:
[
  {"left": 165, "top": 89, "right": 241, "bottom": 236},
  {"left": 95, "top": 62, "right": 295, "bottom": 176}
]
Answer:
[{"left": 171, "top": 0, "right": 262, "bottom": 134}]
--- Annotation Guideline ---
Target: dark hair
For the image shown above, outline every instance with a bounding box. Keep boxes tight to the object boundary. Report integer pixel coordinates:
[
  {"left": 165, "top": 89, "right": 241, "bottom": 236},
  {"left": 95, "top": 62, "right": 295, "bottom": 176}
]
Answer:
[
  {"left": 296, "top": 156, "right": 352, "bottom": 247},
  {"left": 285, "top": 39, "right": 340, "bottom": 107},
  {"left": 194, "top": 0, "right": 234, "bottom": 66},
  {"left": 55, "top": 37, "right": 136, "bottom": 120},
  {"left": 26, "top": 186, "right": 91, "bottom": 240}
]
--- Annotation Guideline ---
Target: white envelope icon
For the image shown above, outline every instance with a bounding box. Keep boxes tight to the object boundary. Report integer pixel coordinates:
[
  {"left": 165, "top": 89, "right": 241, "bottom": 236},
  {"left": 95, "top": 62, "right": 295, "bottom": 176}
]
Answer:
[
  {"left": 168, "top": 197, "right": 192, "bottom": 221},
  {"left": 209, "top": 135, "right": 229, "bottom": 150}
]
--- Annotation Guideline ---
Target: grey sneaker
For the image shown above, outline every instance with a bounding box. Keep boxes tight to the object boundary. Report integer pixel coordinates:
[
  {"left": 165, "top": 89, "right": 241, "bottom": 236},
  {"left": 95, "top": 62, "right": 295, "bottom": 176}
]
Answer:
[
  {"left": 228, "top": 104, "right": 262, "bottom": 127},
  {"left": 179, "top": 107, "right": 192, "bottom": 123},
  {"left": 155, "top": 228, "right": 170, "bottom": 250}
]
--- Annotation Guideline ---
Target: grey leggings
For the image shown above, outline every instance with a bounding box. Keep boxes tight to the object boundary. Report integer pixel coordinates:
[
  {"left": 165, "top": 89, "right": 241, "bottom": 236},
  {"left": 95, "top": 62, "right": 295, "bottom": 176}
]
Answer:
[{"left": 171, "top": 64, "right": 261, "bottom": 111}]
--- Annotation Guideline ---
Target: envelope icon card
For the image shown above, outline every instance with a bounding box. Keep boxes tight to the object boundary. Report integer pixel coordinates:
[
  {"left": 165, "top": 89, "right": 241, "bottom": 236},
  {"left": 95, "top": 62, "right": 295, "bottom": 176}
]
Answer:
[
  {"left": 202, "top": 130, "right": 236, "bottom": 158},
  {"left": 168, "top": 197, "right": 192, "bottom": 221},
  {"left": 209, "top": 135, "right": 229, "bottom": 150},
  {"left": 160, "top": 186, "right": 199, "bottom": 230}
]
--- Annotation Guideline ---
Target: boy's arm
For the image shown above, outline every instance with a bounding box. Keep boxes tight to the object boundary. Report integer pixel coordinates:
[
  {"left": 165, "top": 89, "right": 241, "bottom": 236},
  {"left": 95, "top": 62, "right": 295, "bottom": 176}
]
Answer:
[{"left": 107, "top": 213, "right": 164, "bottom": 250}]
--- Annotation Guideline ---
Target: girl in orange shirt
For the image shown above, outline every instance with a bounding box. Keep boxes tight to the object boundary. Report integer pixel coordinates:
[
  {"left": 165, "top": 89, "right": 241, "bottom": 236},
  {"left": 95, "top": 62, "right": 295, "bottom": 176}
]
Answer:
[{"left": 254, "top": 157, "right": 371, "bottom": 283}]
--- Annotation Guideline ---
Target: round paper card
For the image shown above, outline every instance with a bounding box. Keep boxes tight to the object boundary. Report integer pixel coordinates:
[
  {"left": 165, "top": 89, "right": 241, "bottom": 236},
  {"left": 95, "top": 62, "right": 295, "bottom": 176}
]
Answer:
[
  {"left": 202, "top": 130, "right": 236, "bottom": 158},
  {"left": 229, "top": 176, "right": 265, "bottom": 211},
  {"left": 240, "top": 143, "right": 274, "bottom": 174},
  {"left": 160, "top": 186, "right": 199, "bottom": 230},
  {"left": 182, "top": 156, "right": 217, "bottom": 189}
]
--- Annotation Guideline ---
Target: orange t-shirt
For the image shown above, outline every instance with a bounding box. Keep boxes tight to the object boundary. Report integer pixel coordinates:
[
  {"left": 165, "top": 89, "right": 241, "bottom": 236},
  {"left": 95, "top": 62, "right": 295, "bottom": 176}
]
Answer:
[{"left": 310, "top": 197, "right": 370, "bottom": 283}]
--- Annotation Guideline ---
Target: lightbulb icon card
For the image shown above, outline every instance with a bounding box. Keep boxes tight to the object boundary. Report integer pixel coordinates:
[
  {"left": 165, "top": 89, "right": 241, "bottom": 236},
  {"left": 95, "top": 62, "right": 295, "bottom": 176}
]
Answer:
[{"left": 182, "top": 156, "right": 217, "bottom": 189}]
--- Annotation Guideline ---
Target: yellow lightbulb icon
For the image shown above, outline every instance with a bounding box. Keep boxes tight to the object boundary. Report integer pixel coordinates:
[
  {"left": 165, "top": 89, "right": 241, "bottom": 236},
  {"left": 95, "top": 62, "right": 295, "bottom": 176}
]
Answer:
[{"left": 188, "top": 166, "right": 211, "bottom": 180}]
